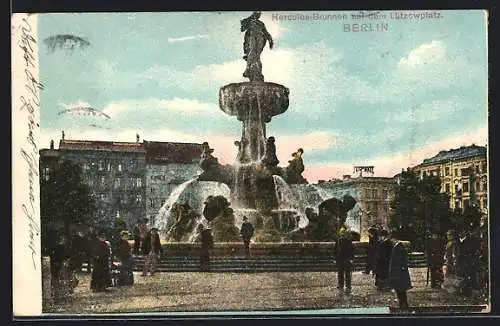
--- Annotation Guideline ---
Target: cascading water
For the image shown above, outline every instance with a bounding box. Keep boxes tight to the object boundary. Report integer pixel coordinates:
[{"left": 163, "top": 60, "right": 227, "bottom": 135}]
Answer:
[
  {"left": 155, "top": 178, "right": 196, "bottom": 232},
  {"left": 154, "top": 179, "right": 231, "bottom": 233},
  {"left": 312, "top": 185, "right": 335, "bottom": 201}
]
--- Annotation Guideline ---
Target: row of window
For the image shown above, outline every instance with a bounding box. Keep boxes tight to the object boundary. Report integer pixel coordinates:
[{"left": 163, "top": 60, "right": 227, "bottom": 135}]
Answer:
[
  {"left": 444, "top": 180, "right": 487, "bottom": 194},
  {"left": 86, "top": 176, "right": 143, "bottom": 188},
  {"left": 364, "top": 189, "right": 390, "bottom": 199},
  {"left": 454, "top": 197, "right": 488, "bottom": 210},
  {"left": 82, "top": 160, "right": 142, "bottom": 172},
  {"left": 95, "top": 193, "right": 143, "bottom": 203},
  {"left": 432, "top": 162, "right": 488, "bottom": 177},
  {"left": 364, "top": 201, "right": 390, "bottom": 214}
]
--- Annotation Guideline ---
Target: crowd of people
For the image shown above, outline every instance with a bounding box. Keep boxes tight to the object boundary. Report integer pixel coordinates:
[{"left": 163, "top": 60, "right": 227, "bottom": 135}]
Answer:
[
  {"left": 352, "top": 224, "right": 488, "bottom": 309},
  {"left": 47, "top": 217, "right": 487, "bottom": 310},
  {"left": 47, "top": 217, "right": 228, "bottom": 300},
  {"left": 335, "top": 226, "right": 413, "bottom": 309}
]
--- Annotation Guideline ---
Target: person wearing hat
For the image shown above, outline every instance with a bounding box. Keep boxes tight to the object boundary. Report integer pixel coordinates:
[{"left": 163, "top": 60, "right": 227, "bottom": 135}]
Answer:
[
  {"left": 364, "top": 226, "right": 379, "bottom": 275},
  {"left": 117, "top": 231, "right": 134, "bottom": 285},
  {"left": 197, "top": 224, "right": 214, "bottom": 272},
  {"left": 374, "top": 229, "right": 393, "bottom": 291},
  {"left": 141, "top": 227, "right": 162, "bottom": 276},
  {"left": 90, "top": 231, "right": 112, "bottom": 292},
  {"left": 240, "top": 216, "right": 254, "bottom": 256},
  {"left": 138, "top": 218, "right": 149, "bottom": 254},
  {"left": 334, "top": 226, "right": 355, "bottom": 293},
  {"left": 388, "top": 231, "right": 412, "bottom": 309}
]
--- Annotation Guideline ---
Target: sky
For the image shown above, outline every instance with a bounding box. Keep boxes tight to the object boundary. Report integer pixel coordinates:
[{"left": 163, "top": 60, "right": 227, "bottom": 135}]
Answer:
[{"left": 37, "top": 10, "right": 488, "bottom": 182}]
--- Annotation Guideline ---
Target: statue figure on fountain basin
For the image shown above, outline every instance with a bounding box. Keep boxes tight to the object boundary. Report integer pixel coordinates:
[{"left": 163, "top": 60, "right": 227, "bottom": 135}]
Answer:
[
  {"left": 261, "top": 136, "right": 280, "bottom": 171},
  {"left": 297, "top": 195, "right": 357, "bottom": 241},
  {"left": 285, "top": 148, "right": 308, "bottom": 184},
  {"left": 202, "top": 195, "right": 239, "bottom": 242},
  {"left": 240, "top": 11, "right": 274, "bottom": 82},
  {"left": 165, "top": 203, "right": 200, "bottom": 242},
  {"left": 198, "top": 142, "right": 234, "bottom": 185}
]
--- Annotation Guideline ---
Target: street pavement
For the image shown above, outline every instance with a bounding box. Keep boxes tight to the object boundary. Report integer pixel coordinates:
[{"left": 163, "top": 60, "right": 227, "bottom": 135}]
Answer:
[{"left": 45, "top": 267, "right": 489, "bottom": 314}]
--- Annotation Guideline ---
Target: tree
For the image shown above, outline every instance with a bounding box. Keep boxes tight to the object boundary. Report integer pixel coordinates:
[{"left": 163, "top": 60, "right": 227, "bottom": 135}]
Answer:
[
  {"left": 389, "top": 169, "right": 452, "bottom": 251},
  {"left": 40, "top": 160, "right": 97, "bottom": 253}
]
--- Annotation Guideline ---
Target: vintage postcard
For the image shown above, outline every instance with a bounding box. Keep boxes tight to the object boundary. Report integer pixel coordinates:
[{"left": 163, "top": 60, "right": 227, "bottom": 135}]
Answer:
[{"left": 12, "top": 10, "right": 490, "bottom": 317}]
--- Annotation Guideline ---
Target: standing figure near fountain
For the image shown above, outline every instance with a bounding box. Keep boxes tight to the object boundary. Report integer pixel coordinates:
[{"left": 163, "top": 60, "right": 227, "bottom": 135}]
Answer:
[
  {"left": 241, "top": 11, "right": 274, "bottom": 82},
  {"left": 261, "top": 136, "right": 279, "bottom": 170},
  {"left": 240, "top": 216, "right": 254, "bottom": 256},
  {"left": 286, "top": 148, "right": 307, "bottom": 184}
]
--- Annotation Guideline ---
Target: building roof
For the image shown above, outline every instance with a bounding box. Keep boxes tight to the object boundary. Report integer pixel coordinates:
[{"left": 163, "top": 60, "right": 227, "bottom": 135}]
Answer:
[
  {"left": 58, "top": 139, "right": 146, "bottom": 153},
  {"left": 318, "top": 176, "right": 396, "bottom": 188},
  {"left": 417, "top": 144, "right": 486, "bottom": 167},
  {"left": 144, "top": 140, "right": 202, "bottom": 164}
]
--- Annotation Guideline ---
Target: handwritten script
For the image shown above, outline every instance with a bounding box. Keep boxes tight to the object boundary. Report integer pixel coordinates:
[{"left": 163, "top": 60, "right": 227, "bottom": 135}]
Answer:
[{"left": 17, "top": 17, "right": 44, "bottom": 270}]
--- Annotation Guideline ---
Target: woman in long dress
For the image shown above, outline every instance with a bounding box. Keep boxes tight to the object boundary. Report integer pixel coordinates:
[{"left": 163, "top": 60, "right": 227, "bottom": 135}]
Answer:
[
  {"left": 117, "top": 231, "right": 134, "bottom": 286},
  {"left": 90, "top": 231, "right": 112, "bottom": 292}
]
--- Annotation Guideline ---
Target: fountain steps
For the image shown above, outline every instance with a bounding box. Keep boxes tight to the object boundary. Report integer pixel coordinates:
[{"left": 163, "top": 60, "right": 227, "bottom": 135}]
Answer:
[{"left": 126, "top": 252, "right": 427, "bottom": 272}]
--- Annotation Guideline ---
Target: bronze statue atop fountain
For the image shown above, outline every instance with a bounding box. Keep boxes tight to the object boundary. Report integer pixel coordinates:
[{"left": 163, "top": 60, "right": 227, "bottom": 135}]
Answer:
[{"left": 241, "top": 11, "right": 274, "bottom": 82}]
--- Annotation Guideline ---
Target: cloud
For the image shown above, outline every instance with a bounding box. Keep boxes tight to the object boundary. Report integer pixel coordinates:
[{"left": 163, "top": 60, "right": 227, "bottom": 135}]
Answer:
[
  {"left": 102, "top": 98, "right": 219, "bottom": 118},
  {"left": 167, "top": 34, "right": 208, "bottom": 43},
  {"left": 398, "top": 40, "right": 446, "bottom": 69},
  {"left": 274, "top": 131, "right": 340, "bottom": 163},
  {"left": 59, "top": 100, "right": 94, "bottom": 110},
  {"left": 389, "top": 99, "right": 460, "bottom": 124},
  {"left": 303, "top": 126, "right": 488, "bottom": 182},
  {"left": 260, "top": 12, "right": 286, "bottom": 40}
]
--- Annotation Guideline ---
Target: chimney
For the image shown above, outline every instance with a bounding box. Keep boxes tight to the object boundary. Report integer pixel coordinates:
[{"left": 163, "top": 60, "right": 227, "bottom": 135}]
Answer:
[
  {"left": 136, "top": 133, "right": 140, "bottom": 143},
  {"left": 50, "top": 139, "right": 54, "bottom": 150},
  {"left": 61, "top": 130, "right": 65, "bottom": 140}
]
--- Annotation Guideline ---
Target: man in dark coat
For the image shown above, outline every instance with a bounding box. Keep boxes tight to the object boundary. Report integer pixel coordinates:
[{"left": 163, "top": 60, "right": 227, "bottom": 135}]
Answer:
[
  {"left": 334, "top": 227, "right": 355, "bottom": 293},
  {"left": 374, "top": 229, "right": 393, "bottom": 291},
  {"left": 141, "top": 227, "right": 162, "bottom": 276},
  {"left": 197, "top": 224, "right": 214, "bottom": 272},
  {"left": 458, "top": 229, "right": 480, "bottom": 296},
  {"left": 388, "top": 234, "right": 412, "bottom": 309},
  {"left": 240, "top": 216, "right": 254, "bottom": 256},
  {"left": 90, "top": 231, "right": 112, "bottom": 292},
  {"left": 364, "top": 227, "right": 378, "bottom": 275},
  {"left": 69, "top": 231, "right": 87, "bottom": 272},
  {"left": 427, "top": 232, "right": 445, "bottom": 289},
  {"left": 132, "top": 222, "right": 141, "bottom": 255}
]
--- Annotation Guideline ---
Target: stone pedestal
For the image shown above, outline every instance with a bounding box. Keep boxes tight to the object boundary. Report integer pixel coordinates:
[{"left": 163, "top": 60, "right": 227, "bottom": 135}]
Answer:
[{"left": 219, "top": 82, "right": 289, "bottom": 164}]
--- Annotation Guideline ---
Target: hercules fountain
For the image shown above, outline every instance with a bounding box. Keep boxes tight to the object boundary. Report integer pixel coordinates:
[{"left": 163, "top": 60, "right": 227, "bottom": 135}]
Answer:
[{"left": 154, "top": 12, "right": 357, "bottom": 244}]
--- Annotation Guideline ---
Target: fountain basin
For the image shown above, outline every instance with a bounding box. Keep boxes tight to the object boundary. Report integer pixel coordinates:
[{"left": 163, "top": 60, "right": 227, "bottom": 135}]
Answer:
[{"left": 219, "top": 82, "right": 289, "bottom": 122}]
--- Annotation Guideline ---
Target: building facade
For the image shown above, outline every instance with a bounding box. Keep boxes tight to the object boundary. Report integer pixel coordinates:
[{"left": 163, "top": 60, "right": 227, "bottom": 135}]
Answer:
[
  {"left": 315, "top": 175, "right": 396, "bottom": 241},
  {"left": 411, "top": 144, "right": 488, "bottom": 213},
  {"left": 39, "top": 137, "right": 202, "bottom": 230},
  {"left": 144, "top": 141, "right": 202, "bottom": 226}
]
